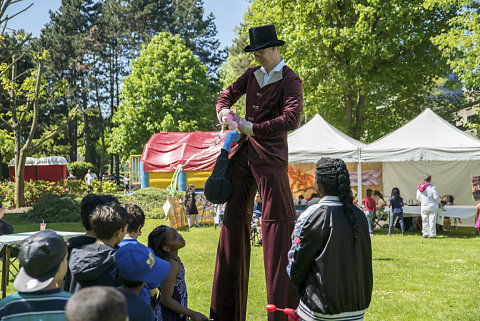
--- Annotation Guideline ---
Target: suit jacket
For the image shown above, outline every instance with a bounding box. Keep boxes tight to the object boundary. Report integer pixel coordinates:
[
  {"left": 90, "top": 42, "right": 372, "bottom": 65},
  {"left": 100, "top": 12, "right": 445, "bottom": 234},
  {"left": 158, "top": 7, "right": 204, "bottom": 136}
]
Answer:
[{"left": 216, "top": 65, "right": 303, "bottom": 168}]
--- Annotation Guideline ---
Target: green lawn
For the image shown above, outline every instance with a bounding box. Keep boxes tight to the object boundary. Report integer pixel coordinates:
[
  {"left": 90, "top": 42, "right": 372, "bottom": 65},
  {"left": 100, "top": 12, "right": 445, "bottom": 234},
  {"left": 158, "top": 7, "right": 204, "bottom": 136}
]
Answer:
[{"left": 3, "top": 213, "right": 479, "bottom": 320}]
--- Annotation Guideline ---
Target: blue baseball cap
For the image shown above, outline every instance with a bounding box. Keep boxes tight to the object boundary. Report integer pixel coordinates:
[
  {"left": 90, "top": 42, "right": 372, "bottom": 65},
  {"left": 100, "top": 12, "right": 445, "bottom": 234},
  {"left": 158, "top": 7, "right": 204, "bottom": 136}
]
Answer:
[{"left": 115, "top": 243, "right": 170, "bottom": 284}]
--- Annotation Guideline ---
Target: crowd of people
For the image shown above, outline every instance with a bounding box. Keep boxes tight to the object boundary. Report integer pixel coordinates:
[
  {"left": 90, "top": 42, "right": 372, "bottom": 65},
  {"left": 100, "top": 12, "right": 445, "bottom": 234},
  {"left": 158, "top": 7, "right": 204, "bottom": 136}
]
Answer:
[{"left": 0, "top": 193, "right": 209, "bottom": 321}]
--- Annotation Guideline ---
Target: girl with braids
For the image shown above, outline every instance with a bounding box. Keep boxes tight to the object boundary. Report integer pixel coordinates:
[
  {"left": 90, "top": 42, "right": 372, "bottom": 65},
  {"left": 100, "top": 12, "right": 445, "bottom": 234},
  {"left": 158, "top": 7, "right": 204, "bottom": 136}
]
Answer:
[
  {"left": 148, "top": 226, "right": 208, "bottom": 321},
  {"left": 287, "top": 157, "right": 373, "bottom": 321}
]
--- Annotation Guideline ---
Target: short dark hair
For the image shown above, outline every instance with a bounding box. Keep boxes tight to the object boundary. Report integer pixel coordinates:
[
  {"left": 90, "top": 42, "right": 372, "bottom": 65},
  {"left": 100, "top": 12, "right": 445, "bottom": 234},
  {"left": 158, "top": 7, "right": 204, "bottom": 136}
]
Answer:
[
  {"left": 298, "top": 195, "right": 304, "bottom": 199},
  {"left": 123, "top": 203, "right": 145, "bottom": 234},
  {"left": 80, "top": 194, "right": 119, "bottom": 230},
  {"left": 90, "top": 204, "right": 129, "bottom": 240},
  {"left": 65, "top": 286, "right": 127, "bottom": 321},
  {"left": 425, "top": 174, "right": 431, "bottom": 182},
  {"left": 120, "top": 275, "right": 144, "bottom": 288},
  {"left": 366, "top": 189, "right": 372, "bottom": 197}
]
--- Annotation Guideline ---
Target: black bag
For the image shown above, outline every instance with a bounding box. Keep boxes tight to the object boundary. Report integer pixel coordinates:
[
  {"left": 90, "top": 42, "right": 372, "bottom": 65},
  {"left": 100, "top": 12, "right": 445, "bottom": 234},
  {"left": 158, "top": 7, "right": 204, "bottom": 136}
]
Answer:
[{"left": 204, "top": 149, "right": 234, "bottom": 204}]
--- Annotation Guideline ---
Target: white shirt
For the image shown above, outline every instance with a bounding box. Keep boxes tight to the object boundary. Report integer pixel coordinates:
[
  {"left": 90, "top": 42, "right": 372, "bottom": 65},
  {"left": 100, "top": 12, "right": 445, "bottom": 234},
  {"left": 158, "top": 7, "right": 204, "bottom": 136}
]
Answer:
[
  {"left": 260, "top": 59, "right": 285, "bottom": 85},
  {"left": 84, "top": 172, "right": 97, "bottom": 185},
  {"left": 416, "top": 184, "right": 440, "bottom": 208}
]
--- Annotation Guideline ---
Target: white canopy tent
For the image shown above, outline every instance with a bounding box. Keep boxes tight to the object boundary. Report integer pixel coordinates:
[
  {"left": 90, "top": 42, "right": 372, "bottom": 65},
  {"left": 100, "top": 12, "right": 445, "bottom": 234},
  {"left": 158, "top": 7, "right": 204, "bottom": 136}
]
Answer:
[
  {"left": 288, "top": 114, "right": 366, "bottom": 163},
  {"left": 361, "top": 108, "right": 480, "bottom": 208}
]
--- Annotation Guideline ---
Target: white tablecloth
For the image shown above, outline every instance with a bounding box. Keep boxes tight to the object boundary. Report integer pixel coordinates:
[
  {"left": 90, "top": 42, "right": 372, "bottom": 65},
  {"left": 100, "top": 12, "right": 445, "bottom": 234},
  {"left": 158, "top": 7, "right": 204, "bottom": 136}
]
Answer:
[
  {"left": 0, "top": 231, "right": 83, "bottom": 251},
  {"left": 385, "top": 206, "right": 475, "bottom": 218}
]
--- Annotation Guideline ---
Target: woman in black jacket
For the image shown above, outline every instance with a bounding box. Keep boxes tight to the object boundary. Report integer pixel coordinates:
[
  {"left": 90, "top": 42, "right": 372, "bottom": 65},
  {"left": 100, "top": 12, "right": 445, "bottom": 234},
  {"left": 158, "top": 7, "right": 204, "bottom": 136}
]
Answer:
[{"left": 287, "top": 157, "right": 373, "bottom": 321}]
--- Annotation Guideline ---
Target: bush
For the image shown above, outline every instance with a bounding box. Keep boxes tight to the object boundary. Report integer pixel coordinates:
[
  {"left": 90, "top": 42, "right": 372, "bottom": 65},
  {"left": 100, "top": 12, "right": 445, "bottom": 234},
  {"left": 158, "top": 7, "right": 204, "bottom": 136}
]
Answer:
[
  {"left": 115, "top": 187, "right": 180, "bottom": 219},
  {"left": 0, "top": 179, "right": 117, "bottom": 207},
  {"left": 28, "top": 193, "right": 82, "bottom": 223},
  {"left": 67, "top": 161, "right": 98, "bottom": 180}
]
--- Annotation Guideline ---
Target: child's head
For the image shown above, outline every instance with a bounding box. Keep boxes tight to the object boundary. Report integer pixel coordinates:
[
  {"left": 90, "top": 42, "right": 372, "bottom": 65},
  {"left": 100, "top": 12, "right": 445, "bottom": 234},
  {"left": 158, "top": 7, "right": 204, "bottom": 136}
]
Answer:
[
  {"left": 90, "top": 204, "right": 129, "bottom": 244},
  {"left": 424, "top": 174, "right": 431, "bottom": 182},
  {"left": 448, "top": 195, "right": 454, "bottom": 204},
  {"left": 65, "top": 286, "right": 128, "bottom": 321},
  {"left": 373, "top": 190, "right": 383, "bottom": 199},
  {"left": 315, "top": 157, "right": 357, "bottom": 238},
  {"left": 391, "top": 187, "right": 401, "bottom": 198},
  {"left": 148, "top": 225, "right": 185, "bottom": 260},
  {"left": 80, "top": 194, "right": 119, "bottom": 232},
  {"left": 366, "top": 189, "right": 372, "bottom": 197},
  {"left": 298, "top": 194, "right": 304, "bottom": 200},
  {"left": 254, "top": 193, "right": 261, "bottom": 203},
  {"left": 123, "top": 203, "right": 145, "bottom": 236}
]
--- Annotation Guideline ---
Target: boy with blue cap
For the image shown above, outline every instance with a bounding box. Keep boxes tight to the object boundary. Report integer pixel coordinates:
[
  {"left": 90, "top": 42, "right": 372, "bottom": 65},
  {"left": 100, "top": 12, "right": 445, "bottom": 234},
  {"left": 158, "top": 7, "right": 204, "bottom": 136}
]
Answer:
[{"left": 116, "top": 242, "right": 170, "bottom": 321}]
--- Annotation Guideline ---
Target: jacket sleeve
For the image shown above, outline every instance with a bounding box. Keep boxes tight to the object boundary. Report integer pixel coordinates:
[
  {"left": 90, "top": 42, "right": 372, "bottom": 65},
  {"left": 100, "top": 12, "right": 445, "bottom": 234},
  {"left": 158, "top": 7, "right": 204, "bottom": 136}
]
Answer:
[
  {"left": 216, "top": 68, "right": 252, "bottom": 122},
  {"left": 252, "top": 74, "right": 303, "bottom": 137},
  {"left": 289, "top": 208, "right": 328, "bottom": 287},
  {"left": 431, "top": 186, "right": 440, "bottom": 203}
]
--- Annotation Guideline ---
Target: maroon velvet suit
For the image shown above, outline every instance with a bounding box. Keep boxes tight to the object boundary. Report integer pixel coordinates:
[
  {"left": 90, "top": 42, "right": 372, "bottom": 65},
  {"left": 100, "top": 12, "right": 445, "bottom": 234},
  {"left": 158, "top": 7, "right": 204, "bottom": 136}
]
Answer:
[{"left": 210, "top": 65, "right": 302, "bottom": 321}]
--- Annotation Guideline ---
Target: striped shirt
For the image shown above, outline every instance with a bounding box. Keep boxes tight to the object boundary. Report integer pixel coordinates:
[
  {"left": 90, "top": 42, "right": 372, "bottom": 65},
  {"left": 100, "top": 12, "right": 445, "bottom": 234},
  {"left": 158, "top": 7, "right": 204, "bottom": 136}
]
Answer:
[{"left": 0, "top": 288, "right": 71, "bottom": 320}]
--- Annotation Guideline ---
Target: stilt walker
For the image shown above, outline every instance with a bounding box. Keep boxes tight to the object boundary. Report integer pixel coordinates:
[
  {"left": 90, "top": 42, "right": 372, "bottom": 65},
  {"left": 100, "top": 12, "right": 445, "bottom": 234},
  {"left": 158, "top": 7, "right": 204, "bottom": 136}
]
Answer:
[{"left": 210, "top": 24, "right": 302, "bottom": 321}]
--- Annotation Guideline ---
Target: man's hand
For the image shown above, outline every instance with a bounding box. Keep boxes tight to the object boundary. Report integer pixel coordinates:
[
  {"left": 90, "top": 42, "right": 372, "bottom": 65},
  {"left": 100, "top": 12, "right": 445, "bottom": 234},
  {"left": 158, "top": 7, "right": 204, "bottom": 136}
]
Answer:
[{"left": 238, "top": 118, "right": 254, "bottom": 136}]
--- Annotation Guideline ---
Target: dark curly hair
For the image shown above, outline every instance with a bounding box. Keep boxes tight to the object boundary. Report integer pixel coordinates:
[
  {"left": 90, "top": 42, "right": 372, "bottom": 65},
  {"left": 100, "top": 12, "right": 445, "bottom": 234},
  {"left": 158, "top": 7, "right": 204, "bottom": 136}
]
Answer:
[
  {"left": 148, "top": 225, "right": 170, "bottom": 260},
  {"left": 315, "top": 157, "right": 357, "bottom": 239}
]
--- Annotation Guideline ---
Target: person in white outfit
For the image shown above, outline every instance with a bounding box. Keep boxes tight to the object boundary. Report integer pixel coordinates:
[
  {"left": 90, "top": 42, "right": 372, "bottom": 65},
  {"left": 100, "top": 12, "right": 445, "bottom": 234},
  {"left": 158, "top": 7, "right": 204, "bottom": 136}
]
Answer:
[{"left": 416, "top": 174, "right": 441, "bottom": 238}]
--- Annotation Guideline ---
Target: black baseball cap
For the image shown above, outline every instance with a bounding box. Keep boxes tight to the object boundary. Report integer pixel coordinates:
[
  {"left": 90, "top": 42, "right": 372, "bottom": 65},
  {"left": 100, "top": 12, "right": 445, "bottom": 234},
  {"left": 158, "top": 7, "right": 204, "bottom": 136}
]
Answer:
[{"left": 14, "top": 230, "right": 67, "bottom": 292}]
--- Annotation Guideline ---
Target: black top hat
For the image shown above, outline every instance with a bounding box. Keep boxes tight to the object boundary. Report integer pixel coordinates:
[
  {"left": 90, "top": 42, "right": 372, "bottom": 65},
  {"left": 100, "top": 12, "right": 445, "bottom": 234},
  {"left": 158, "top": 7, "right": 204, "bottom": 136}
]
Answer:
[{"left": 244, "top": 24, "right": 285, "bottom": 52}]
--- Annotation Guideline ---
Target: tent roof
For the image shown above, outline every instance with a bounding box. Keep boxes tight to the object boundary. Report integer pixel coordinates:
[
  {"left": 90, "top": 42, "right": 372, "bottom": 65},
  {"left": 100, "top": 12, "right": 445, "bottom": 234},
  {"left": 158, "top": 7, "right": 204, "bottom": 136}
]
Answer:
[
  {"left": 37, "top": 156, "right": 68, "bottom": 165},
  {"left": 141, "top": 131, "right": 226, "bottom": 172},
  {"left": 9, "top": 157, "right": 37, "bottom": 166},
  {"left": 361, "top": 108, "right": 480, "bottom": 162},
  {"left": 288, "top": 114, "right": 366, "bottom": 163}
]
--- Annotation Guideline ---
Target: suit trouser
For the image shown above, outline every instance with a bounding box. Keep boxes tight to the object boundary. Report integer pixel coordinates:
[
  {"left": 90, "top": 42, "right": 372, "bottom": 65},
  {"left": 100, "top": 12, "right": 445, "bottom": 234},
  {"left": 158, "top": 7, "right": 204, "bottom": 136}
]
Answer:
[
  {"left": 210, "top": 143, "right": 299, "bottom": 321},
  {"left": 421, "top": 206, "right": 438, "bottom": 237}
]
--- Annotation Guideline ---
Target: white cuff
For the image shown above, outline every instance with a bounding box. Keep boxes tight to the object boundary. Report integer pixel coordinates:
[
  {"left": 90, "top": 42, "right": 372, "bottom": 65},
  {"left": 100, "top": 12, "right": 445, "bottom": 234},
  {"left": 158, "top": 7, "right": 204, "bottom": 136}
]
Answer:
[{"left": 217, "top": 109, "right": 232, "bottom": 123}]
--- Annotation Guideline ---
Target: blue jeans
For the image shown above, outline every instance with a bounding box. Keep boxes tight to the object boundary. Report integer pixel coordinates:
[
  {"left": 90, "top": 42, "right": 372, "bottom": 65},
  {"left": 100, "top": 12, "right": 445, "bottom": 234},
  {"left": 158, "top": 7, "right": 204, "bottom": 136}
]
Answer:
[
  {"left": 364, "top": 211, "right": 374, "bottom": 234},
  {"left": 389, "top": 212, "right": 405, "bottom": 234}
]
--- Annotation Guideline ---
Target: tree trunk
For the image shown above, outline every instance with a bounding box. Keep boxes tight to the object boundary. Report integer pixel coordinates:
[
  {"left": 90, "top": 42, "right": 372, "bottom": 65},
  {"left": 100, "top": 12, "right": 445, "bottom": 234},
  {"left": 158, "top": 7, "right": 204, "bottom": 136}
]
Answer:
[
  {"left": 344, "top": 93, "right": 354, "bottom": 137},
  {"left": 354, "top": 92, "right": 365, "bottom": 140},
  {"left": 115, "top": 154, "right": 120, "bottom": 185},
  {"left": 82, "top": 74, "right": 90, "bottom": 163},
  {"left": 14, "top": 133, "right": 26, "bottom": 208}
]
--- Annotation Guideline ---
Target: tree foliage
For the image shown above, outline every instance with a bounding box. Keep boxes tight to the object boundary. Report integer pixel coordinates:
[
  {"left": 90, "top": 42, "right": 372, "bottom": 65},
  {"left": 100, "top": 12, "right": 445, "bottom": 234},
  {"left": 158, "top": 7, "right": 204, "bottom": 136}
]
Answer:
[
  {"left": 242, "top": 0, "right": 461, "bottom": 141},
  {"left": 108, "top": 32, "right": 213, "bottom": 159},
  {"left": 425, "top": 0, "right": 480, "bottom": 98}
]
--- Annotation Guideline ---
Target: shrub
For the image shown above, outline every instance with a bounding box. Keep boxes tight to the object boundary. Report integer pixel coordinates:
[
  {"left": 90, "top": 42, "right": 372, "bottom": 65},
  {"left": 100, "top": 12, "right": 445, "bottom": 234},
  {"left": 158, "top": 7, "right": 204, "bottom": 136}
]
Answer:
[
  {"left": 0, "top": 179, "right": 117, "bottom": 207},
  {"left": 28, "top": 193, "right": 82, "bottom": 223},
  {"left": 67, "top": 161, "right": 98, "bottom": 180},
  {"left": 115, "top": 187, "right": 180, "bottom": 219}
]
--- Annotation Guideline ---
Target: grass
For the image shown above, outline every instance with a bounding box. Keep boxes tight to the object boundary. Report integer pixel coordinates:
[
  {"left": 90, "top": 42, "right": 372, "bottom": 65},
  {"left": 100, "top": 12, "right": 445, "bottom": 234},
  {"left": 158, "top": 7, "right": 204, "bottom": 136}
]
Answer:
[{"left": 2, "top": 212, "right": 479, "bottom": 320}]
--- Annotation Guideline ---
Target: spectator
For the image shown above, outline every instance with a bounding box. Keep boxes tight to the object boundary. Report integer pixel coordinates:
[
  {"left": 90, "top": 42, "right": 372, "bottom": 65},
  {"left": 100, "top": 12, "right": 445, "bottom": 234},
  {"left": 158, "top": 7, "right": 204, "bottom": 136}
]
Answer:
[
  {"left": 306, "top": 192, "right": 320, "bottom": 208},
  {"left": 65, "top": 286, "right": 128, "bottom": 321},
  {"left": 416, "top": 174, "right": 441, "bottom": 238},
  {"left": 67, "top": 172, "right": 77, "bottom": 180},
  {"left": 294, "top": 194, "right": 307, "bottom": 205},
  {"left": 184, "top": 184, "right": 200, "bottom": 228},
  {"left": 65, "top": 194, "right": 119, "bottom": 292},
  {"left": 116, "top": 243, "right": 171, "bottom": 321},
  {"left": 0, "top": 230, "right": 71, "bottom": 320},
  {"left": 253, "top": 192, "right": 262, "bottom": 220},
  {"left": 69, "top": 204, "right": 129, "bottom": 293},
  {"left": 84, "top": 169, "right": 97, "bottom": 192},
  {"left": 388, "top": 187, "right": 405, "bottom": 235},
  {"left": 214, "top": 203, "right": 226, "bottom": 227},
  {"left": 148, "top": 225, "right": 208, "bottom": 321},
  {"left": 123, "top": 173, "right": 130, "bottom": 194},
  {"left": 0, "top": 202, "right": 14, "bottom": 235},
  {"left": 119, "top": 203, "right": 162, "bottom": 305},
  {"left": 287, "top": 157, "right": 372, "bottom": 321},
  {"left": 362, "top": 189, "right": 376, "bottom": 236},
  {"left": 475, "top": 202, "right": 480, "bottom": 236}
]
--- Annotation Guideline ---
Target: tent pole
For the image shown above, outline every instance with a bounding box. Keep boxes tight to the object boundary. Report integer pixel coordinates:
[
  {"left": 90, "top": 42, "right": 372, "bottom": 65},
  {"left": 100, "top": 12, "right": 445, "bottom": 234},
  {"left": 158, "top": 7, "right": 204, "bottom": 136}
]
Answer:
[{"left": 357, "top": 148, "right": 363, "bottom": 205}]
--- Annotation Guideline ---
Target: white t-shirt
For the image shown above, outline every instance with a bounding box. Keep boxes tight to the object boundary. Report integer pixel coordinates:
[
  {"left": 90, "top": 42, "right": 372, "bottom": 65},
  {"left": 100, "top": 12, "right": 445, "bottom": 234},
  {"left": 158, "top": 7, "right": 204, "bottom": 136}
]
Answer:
[{"left": 84, "top": 172, "right": 97, "bottom": 185}]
